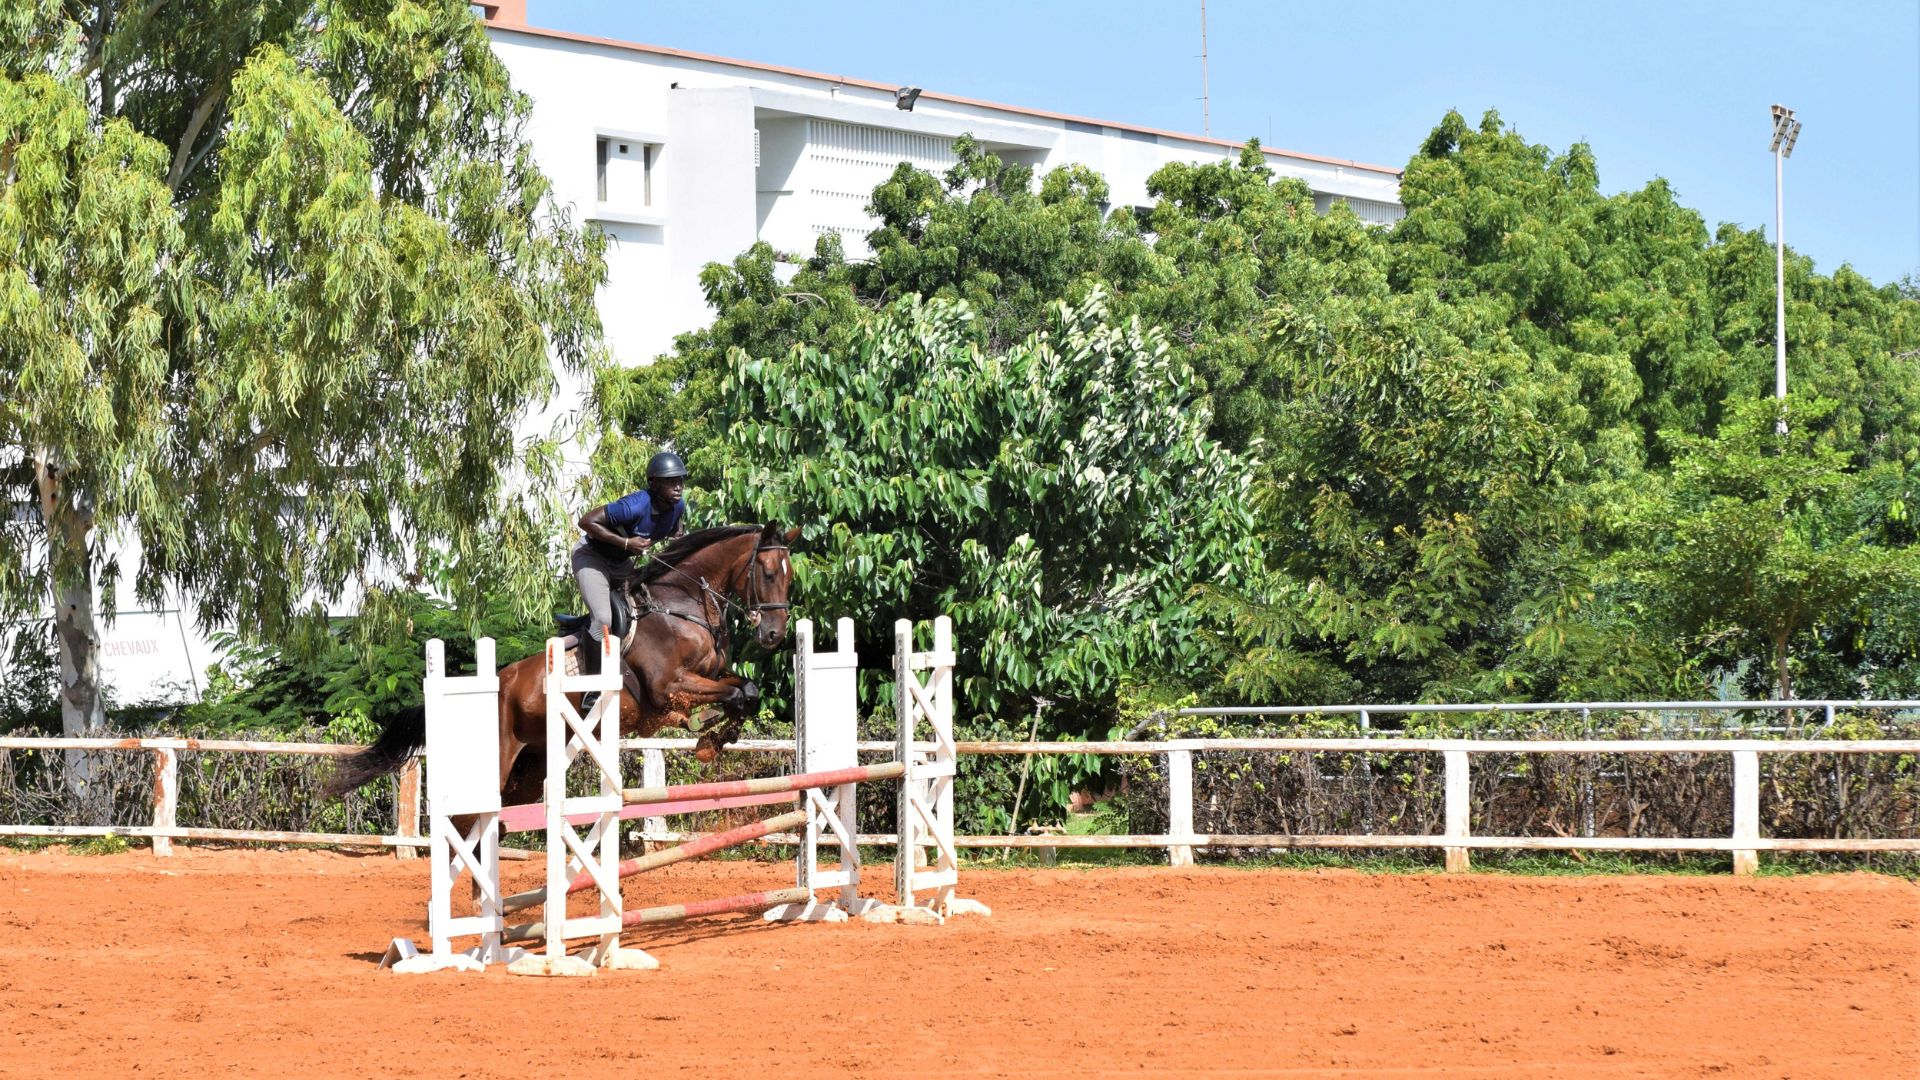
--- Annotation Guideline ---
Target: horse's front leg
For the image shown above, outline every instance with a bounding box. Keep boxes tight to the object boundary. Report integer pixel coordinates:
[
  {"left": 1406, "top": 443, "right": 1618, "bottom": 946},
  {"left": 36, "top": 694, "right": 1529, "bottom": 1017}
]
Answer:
[{"left": 657, "top": 671, "right": 761, "bottom": 761}]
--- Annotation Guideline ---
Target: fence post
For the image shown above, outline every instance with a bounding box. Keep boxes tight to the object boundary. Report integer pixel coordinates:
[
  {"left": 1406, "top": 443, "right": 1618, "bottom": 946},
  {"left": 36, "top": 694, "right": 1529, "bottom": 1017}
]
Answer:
[
  {"left": 640, "top": 748, "right": 667, "bottom": 851},
  {"left": 1443, "top": 750, "right": 1470, "bottom": 872},
  {"left": 150, "top": 748, "right": 178, "bottom": 857},
  {"left": 395, "top": 755, "right": 422, "bottom": 860},
  {"left": 1167, "top": 748, "right": 1195, "bottom": 868},
  {"left": 1579, "top": 707, "right": 1595, "bottom": 838},
  {"left": 1732, "top": 750, "right": 1759, "bottom": 877},
  {"left": 1358, "top": 709, "right": 1375, "bottom": 835}
]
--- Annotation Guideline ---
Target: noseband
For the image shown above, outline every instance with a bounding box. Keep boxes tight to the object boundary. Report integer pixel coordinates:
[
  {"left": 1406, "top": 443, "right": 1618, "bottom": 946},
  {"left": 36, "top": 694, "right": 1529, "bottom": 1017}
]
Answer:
[{"left": 733, "top": 533, "right": 793, "bottom": 628}]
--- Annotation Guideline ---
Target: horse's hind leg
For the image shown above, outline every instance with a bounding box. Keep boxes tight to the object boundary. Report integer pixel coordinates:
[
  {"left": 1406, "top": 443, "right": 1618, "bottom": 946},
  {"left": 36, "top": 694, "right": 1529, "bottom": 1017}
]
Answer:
[{"left": 501, "top": 752, "right": 546, "bottom": 809}]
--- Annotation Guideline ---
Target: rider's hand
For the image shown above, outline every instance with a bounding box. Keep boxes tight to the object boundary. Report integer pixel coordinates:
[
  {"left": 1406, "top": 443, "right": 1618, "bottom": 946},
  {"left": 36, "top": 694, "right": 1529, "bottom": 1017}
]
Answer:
[{"left": 626, "top": 536, "right": 651, "bottom": 554}]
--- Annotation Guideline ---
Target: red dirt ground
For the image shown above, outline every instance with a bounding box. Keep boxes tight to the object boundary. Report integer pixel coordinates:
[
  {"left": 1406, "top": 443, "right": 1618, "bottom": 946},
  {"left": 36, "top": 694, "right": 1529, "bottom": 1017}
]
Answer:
[{"left": 0, "top": 849, "right": 1914, "bottom": 1079}]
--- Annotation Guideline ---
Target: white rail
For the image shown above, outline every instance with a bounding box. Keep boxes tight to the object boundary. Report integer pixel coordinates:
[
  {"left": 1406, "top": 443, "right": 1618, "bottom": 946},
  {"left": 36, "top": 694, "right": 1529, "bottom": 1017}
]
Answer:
[
  {"left": 4, "top": 728, "right": 1918, "bottom": 874},
  {"left": 625, "top": 735, "right": 1920, "bottom": 875},
  {"left": 0, "top": 736, "right": 426, "bottom": 854}
]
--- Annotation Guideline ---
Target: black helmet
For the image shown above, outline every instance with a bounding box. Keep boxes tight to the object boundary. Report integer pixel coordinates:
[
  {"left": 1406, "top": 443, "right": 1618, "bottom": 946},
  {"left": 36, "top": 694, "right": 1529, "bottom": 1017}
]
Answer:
[{"left": 646, "top": 450, "right": 688, "bottom": 481}]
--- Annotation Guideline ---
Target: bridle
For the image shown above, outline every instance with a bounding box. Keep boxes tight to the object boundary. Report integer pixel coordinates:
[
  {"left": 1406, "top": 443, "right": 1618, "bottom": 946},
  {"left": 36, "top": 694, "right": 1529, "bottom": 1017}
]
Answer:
[
  {"left": 631, "top": 528, "right": 792, "bottom": 637},
  {"left": 730, "top": 531, "right": 793, "bottom": 628}
]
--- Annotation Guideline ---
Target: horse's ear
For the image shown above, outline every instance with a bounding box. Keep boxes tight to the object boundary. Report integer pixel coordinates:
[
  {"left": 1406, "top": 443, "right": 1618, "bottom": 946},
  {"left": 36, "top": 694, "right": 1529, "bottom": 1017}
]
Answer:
[{"left": 783, "top": 526, "right": 801, "bottom": 545}]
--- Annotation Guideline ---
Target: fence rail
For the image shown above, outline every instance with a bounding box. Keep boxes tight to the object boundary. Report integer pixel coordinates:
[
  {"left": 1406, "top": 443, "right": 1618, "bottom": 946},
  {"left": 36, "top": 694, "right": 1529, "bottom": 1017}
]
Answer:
[
  {"left": 629, "top": 733, "right": 1920, "bottom": 874},
  {"left": 0, "top": 736, "right": 425, "bottom": 855},
  {"left": 4, "top": 695, "right": 1918, "bottom": 874}
]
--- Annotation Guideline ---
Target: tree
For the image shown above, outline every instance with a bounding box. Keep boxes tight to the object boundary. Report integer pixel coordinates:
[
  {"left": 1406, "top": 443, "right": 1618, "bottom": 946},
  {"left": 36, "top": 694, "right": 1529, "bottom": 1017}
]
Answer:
[
  {"left": 856, "top": 136, "right": 1158, "bottom": 350},
  {"left": 710, "top": 289, "right": 1258, "bottom": 733},
  {"left": 1133, "top": 143, "right": 1392, "bottom": 455},
  {"left": 1614, "top": 398, "right": 1920, "bottom": 700},
  {"left": 0, "top": 3, "right": 604, "bottom": 764},
  {"left": 606, "top": 135, "right": 1155, "bottom": 487},
  {"left": 614, "top": 112, "right": 1920, "bottom": 723},
  {"left": 1193, "top": 290, "right": 1587, "bottom": 704}
]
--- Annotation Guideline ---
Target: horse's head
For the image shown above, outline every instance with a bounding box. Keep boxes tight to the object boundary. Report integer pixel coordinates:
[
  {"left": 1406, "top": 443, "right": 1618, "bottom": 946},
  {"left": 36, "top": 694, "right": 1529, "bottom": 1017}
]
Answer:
[{"left": 742, "top": 521, "right": 800, "bottom": 650}]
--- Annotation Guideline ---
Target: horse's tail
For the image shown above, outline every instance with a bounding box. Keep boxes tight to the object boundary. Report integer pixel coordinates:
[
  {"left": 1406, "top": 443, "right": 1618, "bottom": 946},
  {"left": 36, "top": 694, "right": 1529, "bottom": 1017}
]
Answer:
[{"left": 323, "top": 704, "right": 426, "bottom": 799}]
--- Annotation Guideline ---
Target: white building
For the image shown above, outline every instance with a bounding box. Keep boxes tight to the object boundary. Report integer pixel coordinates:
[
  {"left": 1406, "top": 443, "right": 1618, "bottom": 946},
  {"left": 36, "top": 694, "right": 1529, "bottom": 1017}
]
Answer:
[
  {"left": 479, "top": 0, "right": 1404, "bottom": 373},
  {"left": 69, "top": 4, "right": 1403, "bottom": 704}
]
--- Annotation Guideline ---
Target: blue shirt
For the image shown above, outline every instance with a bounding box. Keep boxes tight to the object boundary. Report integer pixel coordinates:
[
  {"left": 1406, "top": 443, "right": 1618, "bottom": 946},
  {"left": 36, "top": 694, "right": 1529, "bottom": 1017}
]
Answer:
[{"left": 602, "top": 490, "right": 688, "bottom": 545}]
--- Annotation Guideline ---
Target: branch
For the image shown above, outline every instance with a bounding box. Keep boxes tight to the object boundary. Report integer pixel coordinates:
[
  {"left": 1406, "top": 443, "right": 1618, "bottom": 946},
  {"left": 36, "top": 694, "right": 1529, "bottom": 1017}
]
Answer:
[
  {"left": 74, "top": 0, "right": 170, "bottom": 90},
  {"left": 167, "top": 59, "right": 232, "bottom": 192}
]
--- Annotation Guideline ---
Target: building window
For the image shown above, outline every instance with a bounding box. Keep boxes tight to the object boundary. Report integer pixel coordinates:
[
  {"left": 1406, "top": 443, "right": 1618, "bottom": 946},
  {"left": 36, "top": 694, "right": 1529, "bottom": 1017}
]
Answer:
[
  {"left": 799, "top": 119, "right": 957, "bottom": 259},
  {"left": 597, "top": 136, "right": 654, "bottom": 208},
  {"left": 1319, "top": 194, "right": 1405, "bottom": 227}
]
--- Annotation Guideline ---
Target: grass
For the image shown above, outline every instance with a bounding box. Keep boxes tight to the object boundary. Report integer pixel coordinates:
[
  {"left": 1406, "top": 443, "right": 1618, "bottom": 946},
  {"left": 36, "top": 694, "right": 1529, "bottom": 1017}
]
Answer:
[{"left": 0, "top": 833, "right": 136, "bottom": 856}]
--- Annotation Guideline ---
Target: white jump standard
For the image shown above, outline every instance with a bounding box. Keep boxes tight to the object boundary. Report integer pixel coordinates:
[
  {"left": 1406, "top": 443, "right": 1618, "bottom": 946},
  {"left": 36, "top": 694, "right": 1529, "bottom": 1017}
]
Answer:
[
  {"left": 507, "top": 634, "right": 656, "bottom": 976},
  {"left": 383, "top": 615, "right": 985, "bottom": 975},
  {"left": 765, "top": 617, "right": 886, "bottom": 921},
  {"left": 895, "top": 616, "right": 990, "bottom": 920},
  {"left": 380, "top": 638, "right": 521, "bottom": 973}
]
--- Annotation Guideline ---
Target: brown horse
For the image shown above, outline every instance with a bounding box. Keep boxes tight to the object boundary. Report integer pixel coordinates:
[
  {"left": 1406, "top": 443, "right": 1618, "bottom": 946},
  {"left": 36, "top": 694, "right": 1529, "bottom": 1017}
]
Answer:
[{"left": 327, "top": 522, "right": 797, "bottom": 807}]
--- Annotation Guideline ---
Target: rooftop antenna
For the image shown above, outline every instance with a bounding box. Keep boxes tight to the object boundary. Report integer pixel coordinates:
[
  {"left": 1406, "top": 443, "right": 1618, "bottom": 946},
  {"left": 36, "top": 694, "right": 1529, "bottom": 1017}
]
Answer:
[{"left": 1200, "top": 0, "right": 1211, "bottom": 136}]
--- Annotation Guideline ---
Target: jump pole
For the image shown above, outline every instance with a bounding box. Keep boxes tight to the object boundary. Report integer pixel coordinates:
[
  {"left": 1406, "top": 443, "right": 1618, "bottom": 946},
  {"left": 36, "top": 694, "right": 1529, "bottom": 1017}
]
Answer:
[
  {"left": 501, "top": 807, "right": 811, "bottom": 914},
  {"left": 621, "top": 761, "right": 905, "bottom": 805},
  {"left": 504, "top": 887, "right": 811, "bottom": 944}
]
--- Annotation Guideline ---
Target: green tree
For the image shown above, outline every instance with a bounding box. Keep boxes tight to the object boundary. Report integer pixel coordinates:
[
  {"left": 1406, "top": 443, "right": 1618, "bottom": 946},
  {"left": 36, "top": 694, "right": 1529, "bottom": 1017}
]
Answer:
[
  {"left": 1194, "top": 290, "right": 1587, "bottom": 704},
  {"left": 1615, "top": 398, "right": 1920, "bottom": 700},
  {"left": 711, "top": 289, "right": 1258, "bottom": 733},
  {"left": 614, "top": 114, "right": 1920, "bottom": 720},
  {"left": 0, "top": 3, "right": 604, "bottom": 758},
  {"left": 856, "top": 136, "right": 1157, "bottom": 349},
  {"left": 1705, "top": 224, "right": 1920, "bottom": 468},
  {"left": 1133, "top": 143, "right": 1392, "bottom": 455},
  {"left": 605, "top": 136, "right": 1155, "bottom": 486}
]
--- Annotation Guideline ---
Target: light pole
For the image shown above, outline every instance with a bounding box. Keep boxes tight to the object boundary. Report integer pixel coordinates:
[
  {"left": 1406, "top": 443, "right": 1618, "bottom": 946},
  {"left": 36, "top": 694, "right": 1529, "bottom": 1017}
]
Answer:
[{"left": 1770, "top": 104, "right": 1802, "bottom": 427}]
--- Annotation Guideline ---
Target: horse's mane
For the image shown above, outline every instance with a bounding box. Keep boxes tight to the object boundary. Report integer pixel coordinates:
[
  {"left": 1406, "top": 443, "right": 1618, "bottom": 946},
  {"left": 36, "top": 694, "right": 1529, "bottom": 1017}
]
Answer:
[{"left": 633, "top": 524, "right": 764, "bottom": 584}]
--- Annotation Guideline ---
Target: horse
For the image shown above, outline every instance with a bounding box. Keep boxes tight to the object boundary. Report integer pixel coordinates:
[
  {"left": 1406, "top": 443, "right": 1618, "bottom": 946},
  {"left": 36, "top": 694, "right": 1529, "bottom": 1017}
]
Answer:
[{"left": 326, "top": 522, "right": 798, "bottom": 807}]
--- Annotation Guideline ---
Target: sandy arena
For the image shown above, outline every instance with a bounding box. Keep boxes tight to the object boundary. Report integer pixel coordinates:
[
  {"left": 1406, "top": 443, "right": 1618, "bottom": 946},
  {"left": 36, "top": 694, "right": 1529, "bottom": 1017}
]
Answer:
[{"left": 0, "top": 848, "right": 1914, "bottom": 1078}]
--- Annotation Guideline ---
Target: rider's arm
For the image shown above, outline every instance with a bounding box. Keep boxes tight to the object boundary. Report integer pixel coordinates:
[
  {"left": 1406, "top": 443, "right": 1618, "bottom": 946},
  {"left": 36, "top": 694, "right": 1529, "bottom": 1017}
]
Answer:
[{"left": 578, "top": 505, "right": 648, "bottom": 554}]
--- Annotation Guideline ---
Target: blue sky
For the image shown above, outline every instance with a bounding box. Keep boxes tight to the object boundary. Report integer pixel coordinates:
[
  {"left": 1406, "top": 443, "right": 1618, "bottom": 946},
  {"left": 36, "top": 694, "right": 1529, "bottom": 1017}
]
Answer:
[{"left": 528, "top": 1, "right": 1920, "bottom": 286}]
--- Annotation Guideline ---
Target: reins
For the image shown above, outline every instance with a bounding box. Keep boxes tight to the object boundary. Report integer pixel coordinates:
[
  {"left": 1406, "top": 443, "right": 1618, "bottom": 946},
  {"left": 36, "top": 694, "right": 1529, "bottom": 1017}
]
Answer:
[{"left": 628, "top": 528, "right": 790, "bottom": 639}]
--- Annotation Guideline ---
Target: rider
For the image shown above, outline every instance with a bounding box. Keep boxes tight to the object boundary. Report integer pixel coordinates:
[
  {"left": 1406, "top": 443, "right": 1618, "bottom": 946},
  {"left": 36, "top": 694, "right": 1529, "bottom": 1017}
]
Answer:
[{"left": 572, "top": 451, "right": 691, "bottom": 673}]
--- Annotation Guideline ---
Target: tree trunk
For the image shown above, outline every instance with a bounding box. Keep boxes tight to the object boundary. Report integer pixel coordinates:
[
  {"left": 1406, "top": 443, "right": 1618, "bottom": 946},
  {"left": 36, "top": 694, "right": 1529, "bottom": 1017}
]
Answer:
[
  {"left": 1774, "top": 631, "right": 1795, "bottom": 704},
  {"left": 35, "top": 453, "right": 110, "bottom": 821}
]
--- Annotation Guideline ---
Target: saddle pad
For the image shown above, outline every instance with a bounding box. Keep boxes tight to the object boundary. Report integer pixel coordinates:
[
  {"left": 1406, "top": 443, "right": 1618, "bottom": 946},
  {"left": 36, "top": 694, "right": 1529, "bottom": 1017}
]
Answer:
[{"left": 560, "top": 627, "right": 639, "bottom": 680}]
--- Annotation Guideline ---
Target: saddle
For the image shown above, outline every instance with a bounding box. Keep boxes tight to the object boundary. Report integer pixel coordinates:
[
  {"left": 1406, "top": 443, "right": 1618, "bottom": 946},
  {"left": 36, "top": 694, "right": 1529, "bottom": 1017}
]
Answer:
[
  {"left": 554, "top": 585, "right": 638, "bottom": 678},
  {"left": 555, "top": 583, "right": 631, "bottom": 643}
]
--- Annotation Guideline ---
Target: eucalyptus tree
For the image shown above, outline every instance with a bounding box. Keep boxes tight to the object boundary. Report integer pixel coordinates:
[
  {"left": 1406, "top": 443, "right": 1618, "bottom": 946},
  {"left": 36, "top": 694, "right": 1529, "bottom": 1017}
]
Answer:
[{"left": 0, "top": 2, "right": 604, "bottom": 752}]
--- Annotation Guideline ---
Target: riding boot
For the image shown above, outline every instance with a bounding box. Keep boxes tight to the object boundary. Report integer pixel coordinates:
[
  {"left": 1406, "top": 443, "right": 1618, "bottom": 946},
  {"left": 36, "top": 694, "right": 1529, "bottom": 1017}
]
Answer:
[{"left": 579, "top": 632, "right": 603, "bottom": 711}]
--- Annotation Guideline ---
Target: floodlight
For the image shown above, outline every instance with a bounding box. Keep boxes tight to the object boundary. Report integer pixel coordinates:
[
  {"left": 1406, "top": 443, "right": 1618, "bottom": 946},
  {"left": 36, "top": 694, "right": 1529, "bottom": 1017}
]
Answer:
[{"left": 895, "top": 87, "right": 922, "bottom": 111}]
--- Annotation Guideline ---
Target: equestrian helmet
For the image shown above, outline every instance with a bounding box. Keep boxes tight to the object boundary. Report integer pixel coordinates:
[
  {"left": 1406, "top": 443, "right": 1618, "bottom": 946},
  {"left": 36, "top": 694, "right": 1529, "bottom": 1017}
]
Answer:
[{"left": 646, "top": 450, "right": 688, "bottom": 481}]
